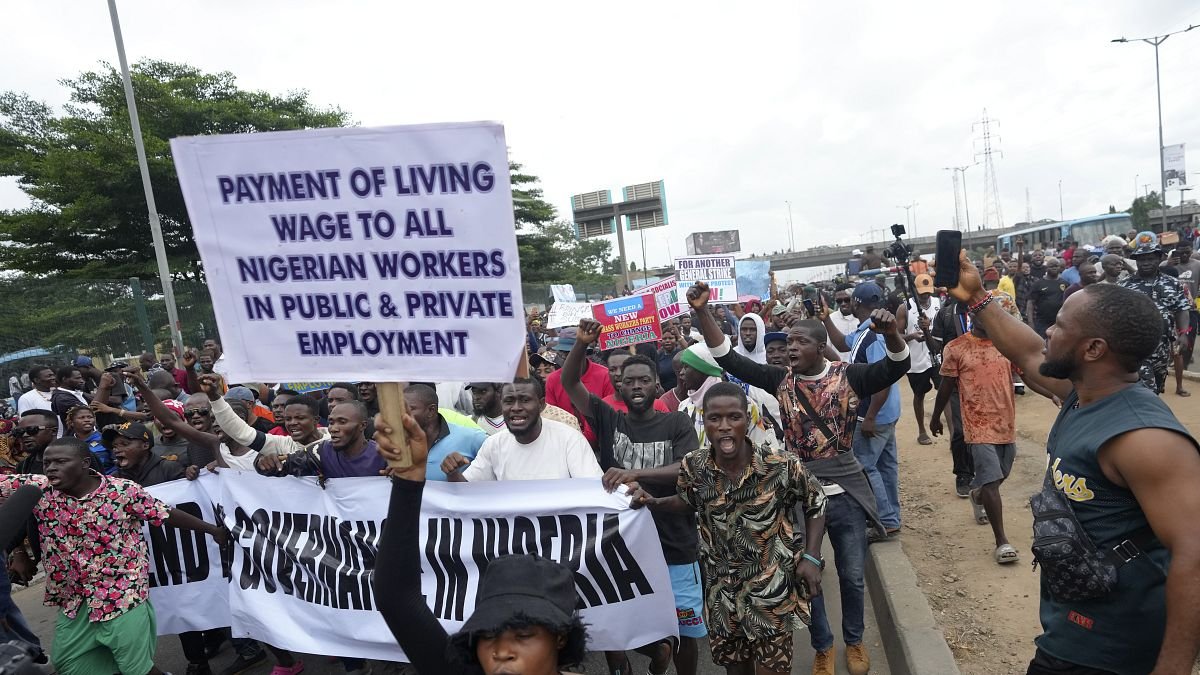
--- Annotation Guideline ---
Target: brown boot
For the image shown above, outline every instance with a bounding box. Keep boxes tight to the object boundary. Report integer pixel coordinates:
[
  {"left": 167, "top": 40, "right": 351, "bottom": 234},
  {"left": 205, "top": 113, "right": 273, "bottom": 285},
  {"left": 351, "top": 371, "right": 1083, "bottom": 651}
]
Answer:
[
  {"left": 812, "top": 646, "right": 835, "bottom": 675},
  {"left": 846, "top": 643, "right": 871, "bottom": 674}
]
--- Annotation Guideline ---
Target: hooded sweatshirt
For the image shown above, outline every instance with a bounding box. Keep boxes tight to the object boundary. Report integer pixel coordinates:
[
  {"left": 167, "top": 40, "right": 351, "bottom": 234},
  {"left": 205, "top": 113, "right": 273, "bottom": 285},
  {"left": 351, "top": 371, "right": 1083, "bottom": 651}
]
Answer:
[{"left": 733, "top": 313, "right": 768, "bottom": 364}]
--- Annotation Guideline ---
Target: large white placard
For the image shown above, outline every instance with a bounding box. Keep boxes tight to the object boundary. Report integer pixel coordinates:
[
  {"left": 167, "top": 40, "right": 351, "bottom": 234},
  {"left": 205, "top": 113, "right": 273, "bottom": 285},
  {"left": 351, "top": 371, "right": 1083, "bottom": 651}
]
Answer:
[
  {"left": 144, "top": 473, "right": 677, "bottom": 661},
  {"left": 675, "top": 255, "right": 738, "bottom": 304},
  {"left": 170, "top": 122, "right": 526, "bottom": 383}
]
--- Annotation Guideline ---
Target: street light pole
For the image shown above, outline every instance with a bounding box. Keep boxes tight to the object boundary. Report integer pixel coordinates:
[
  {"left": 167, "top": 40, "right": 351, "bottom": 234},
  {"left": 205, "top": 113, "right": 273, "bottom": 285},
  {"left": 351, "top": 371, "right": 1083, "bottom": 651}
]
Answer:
[
  {"left": 107, "top": 0, "right": 184, "bottom": 357},
  {"left": 785, "top": 201, "right": 795, "bottom": 252},
  {"left": 1112, "top": 24, "right": 1197, "bottom": 233}
]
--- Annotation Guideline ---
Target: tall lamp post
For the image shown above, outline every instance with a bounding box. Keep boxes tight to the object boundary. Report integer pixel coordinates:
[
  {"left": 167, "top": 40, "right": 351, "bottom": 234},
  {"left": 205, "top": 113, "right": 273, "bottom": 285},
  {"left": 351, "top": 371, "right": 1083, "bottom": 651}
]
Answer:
[{"left": 1112, "top": 24, "right": 1197, "bottom": 233}]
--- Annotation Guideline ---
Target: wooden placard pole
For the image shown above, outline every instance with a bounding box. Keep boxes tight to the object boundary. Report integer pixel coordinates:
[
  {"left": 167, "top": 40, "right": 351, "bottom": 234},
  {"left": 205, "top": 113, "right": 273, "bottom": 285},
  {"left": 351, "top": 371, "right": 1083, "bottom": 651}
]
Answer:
[
  {"left": 374, "top": 382, "right": 411, "bottom": 468},
  {"left": 516, "top": 348, "right": 530, "bottom": 378}
]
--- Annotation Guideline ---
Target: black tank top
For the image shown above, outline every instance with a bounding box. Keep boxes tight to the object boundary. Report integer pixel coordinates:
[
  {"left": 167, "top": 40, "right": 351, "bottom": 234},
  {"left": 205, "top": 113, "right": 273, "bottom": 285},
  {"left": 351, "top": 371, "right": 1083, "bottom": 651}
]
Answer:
[{"left": 1036, "top": 384, "right": 1197, "bottom": 674}]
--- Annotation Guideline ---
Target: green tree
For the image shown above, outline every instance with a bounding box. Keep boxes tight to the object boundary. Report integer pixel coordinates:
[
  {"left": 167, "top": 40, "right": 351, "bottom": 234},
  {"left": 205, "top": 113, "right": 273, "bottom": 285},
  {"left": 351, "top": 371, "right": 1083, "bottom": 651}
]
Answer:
[
  {"left": 0, "top": 60, "right": 350, "bottom": 280},
  {"left": 1129, "top": 191, "right": 1163, "bottom": 231},
  {"left": 509, "top": 163, "right": 614, "bottom": 285}
]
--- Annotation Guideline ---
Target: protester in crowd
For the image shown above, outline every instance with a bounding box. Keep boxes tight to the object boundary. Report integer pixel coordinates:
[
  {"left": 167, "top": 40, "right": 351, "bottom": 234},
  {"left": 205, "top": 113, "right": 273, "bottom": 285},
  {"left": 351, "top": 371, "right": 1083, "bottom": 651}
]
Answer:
[
  {"left": 732, "top": 313, "right": 768, "bottom": 364},
  {"left": 629, "top": 381, "right": 827, "bottom": 675},
  {"left": 1170, "top": 240, "right": 1200, "bottom": 369},
  {"left": 469, "top": 382, "right": 507, "bottom": 436},
  {"left": 1099, "top": 253, "right": 1126, "bottom": 285},
  {"left": 946, "top": 252, "right": 1200, "bottom": 675},
  {"left": 676, "top": 343, "right": 777, "bottom": 450},
  {"left": 601, "top": 349, "right": 671, "bottom": 414},
  {"left": 997, "top": 260, "right": 1017, "bottom": 299},
  {"left": 134, "top": 373, "right": 260, "bottom": 476},
  {"left": 1027, "top": 258, "right": 1068, "bottom": 338},
  {"left": 225, "top": 385, "right": 277, "bottom": 434},
  {"left": 1027, "top": 249, "right": 1046, "bottom": 279},
  {"left": 206, "top": 375, "right": 329, "bottom": 458},
  {"left": 1062, "top": 259, "right": 1100, "bottom": 300},
  {"left": 563, "top": 320, "right": 700, "bottom": 675},
  {"left": 929, "top": 314, "right": 1019, "bottom": 565},
  {"left": 147, "top": 396, "right": 190, "bottom": 464},
  {"left": 50, "top": 366, "right": 89, "bottom": 434},
  {"left": 373, "top": 413, "right": 590, "bottom": 675},
  {"left": 147, "top": 369, "right": 186, "bottom": 403},
  {"left": 1119, "top": 232, "right": 1192, "bottom": 396},
  {"left": 544, "top": 327, "right": 615, "bottom": 446},
  {"left": 903, "top": 274, "right": 942, "bottom": 446},
  {"left": 100, "top": 420, "right": 236, "bottom": 674},
  {"left": 435, "top": 381, "right": 474, "bottom": 417},
  {"left": 846, "top": 249, "right": 864, "bottom": 276},
  {"left": 828, "top": 285, "right": 860, "bottom": 361},
  {"left": 690, "top": 280, "right": 907, "bottom": 675},
  {"left": 186, "top": 348, "right": 225, "bottom": 395},
  {"left": 530, "top": 350, "right": 559, "bottom": 380},
  {"left": 655, "top": 353, "right": 688, "bottom": 417},
  {"left": 15, "top": 365, "right": 55, "bottom": 417},
  {"left": 824, "top": 284, "right": 904, "bottom": 540},
  {"left": 441, "top": 378, "right": 601, "bottom": 481},
  {"left": 657, "top": 322, "right": 683, "bottom": 391},
  {"left": 268, "top": 388, "right": 300, "bottom": 435},
  {"left": 860, "top": 245, "right": 882, "bottom": 271},
  {"left": 395, "top": 384, "right": 486, "bottom": 481},
  {"left": 763, "top": 331, "right": 788, "bottom": 368},
  {"left": 356, "top": 382, "right": 379, "bottom": 420},
  {"left": 159, "top": 352, "right": 189, "bottom": 395},
  {"left": 0, "top": 436, "right": 226, "bottom": 675},
  {"left": 1060, "top": 248, "right": 1084, "bottom": 286},
  {"left": 64, "top": 406, "right": 112, "bottom": 474}
]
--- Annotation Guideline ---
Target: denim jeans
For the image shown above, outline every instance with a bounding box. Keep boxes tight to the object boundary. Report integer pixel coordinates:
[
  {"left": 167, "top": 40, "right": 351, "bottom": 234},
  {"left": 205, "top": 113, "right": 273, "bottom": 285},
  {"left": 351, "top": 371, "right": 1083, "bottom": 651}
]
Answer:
[
  {"left": 852, "top": 422, "right": 900, "bottom": 529},
  {"left": 809, "top": 494, "right": 868, "bottom": 651},
  {"left": 0, "top": 555, "right": 40, "bottom": 653}
]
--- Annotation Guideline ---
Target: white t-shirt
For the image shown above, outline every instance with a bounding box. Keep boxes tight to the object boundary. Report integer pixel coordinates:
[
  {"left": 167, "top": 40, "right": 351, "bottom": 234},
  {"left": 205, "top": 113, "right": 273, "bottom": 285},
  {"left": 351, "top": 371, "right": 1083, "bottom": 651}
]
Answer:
[
  {"left": 16, "top": 388, "right": 54, "bottom": 416},
  {"left": 219, "top": 443, "right": 260, "bottom": 471},
  {"left": 473, "top": 414, "right": 506, "bottom": 436},
  {"left": 462, "top": 418, "right": 602, "bottom": 481},
  {"left": 906, "top": 295, "right": 943, "bottom": 373},
  {"left": 828, "top": 311, "right": 861, "bottom": 362}
]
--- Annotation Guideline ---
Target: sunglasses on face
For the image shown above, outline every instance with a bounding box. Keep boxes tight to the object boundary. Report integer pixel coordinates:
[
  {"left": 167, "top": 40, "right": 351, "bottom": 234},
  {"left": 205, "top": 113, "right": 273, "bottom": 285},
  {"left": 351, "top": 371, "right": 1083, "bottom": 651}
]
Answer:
[
  {"left": 12, "top": 425, "right": 52, "bottom": 437},
  {"left": 835, "top": 297, "right": 852, "bottom": 304},
  {"left": 185, "top": 408, "right": 212, "bottom": 418}
]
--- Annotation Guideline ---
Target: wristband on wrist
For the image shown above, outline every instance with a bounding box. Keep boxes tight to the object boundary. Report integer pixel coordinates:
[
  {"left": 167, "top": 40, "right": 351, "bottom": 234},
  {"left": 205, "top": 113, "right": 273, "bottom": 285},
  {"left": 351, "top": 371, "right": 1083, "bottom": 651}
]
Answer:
[
  {"left": 801, "top": 553, "right": 825, "bottom": 570},
  {"left": 967, "top": 294, "right": 992, "bottom": 314}
]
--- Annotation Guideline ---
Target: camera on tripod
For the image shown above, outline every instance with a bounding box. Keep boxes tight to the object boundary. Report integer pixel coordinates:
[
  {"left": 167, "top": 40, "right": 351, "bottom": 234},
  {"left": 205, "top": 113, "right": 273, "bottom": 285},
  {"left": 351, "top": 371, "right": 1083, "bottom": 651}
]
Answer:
[{"left": 884, "top": 223, "right": 911, "bottom": 264}]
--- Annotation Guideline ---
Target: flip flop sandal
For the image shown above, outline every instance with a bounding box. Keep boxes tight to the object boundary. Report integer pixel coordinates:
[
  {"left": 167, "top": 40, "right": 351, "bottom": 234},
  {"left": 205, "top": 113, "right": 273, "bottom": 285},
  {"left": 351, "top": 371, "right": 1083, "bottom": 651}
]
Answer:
[
  {"left": 918, "top": 434, "right": 933, "bottom": 445},
  {"left": 994, "top": 544, "right": 1019, "bottom": 564},
  {"left": 969, "top": 490, "right": 989, "bottom": 524}
]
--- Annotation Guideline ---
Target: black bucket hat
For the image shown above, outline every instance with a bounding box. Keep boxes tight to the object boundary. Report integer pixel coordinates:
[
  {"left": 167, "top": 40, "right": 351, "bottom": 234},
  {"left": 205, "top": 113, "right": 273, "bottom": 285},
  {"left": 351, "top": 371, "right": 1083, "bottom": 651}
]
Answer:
[{"left": 451, "top": 554, "right": 578, "bottom": 647}]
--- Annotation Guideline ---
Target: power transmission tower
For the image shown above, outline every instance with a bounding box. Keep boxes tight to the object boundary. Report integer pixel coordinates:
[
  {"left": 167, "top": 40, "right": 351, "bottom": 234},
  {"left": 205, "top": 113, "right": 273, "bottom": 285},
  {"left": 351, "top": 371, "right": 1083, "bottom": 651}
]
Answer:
[
  {"left": 946, "top": 168, "right": 964, "bottom": 229},
  {"left": 943, "top": 165, "right": 975, "bottom": 232},
  {"left": 1025, "top": 187, "right": 1033, "bottom": 223},
  {"left": 973, "top": 109, "right": 1005, "bottom": 230}
]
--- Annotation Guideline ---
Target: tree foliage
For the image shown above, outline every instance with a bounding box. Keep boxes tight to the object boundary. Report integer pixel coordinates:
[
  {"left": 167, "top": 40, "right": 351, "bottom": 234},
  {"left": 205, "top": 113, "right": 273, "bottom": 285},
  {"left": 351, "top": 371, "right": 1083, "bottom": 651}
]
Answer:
[
  {"left": 509, "top": 163, "right": 613, "bottom": 285},
  {"left": 0, "top": 60, "right": 350, "bottom": 280},
  {"left": 1129, "top": 191, "right": 1163, "bottom": 231}
]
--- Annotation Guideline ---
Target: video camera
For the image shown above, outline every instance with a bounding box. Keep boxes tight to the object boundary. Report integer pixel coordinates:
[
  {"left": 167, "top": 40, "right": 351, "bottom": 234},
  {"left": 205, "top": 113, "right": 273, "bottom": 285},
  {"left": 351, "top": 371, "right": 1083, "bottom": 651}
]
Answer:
[{"left": 884, "top": 223, "right": 912, "bottom": 264}]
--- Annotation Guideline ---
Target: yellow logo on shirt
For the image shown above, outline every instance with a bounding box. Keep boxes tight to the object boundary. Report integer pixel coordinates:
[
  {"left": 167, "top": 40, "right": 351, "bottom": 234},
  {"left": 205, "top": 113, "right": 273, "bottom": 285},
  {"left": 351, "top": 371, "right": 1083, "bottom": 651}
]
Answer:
[{"left": 1051, "top": 457, "right": 1095, "bottom": 502}]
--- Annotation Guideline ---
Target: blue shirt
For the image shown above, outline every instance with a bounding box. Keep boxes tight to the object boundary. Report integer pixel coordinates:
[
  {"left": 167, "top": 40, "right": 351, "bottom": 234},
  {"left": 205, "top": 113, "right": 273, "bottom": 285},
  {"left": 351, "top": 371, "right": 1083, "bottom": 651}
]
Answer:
[
  {"left": 82, "top": 431, "right": 116, "bottom": 475},
  {"left": 426, "top": 414, "right": 487, "bottom": 481},
  {"left": 849, "top": 319, "right": 901, "bottom": 425},
  {"left": 1059, "top": 266, "right": 1080, "bottom": 286}
]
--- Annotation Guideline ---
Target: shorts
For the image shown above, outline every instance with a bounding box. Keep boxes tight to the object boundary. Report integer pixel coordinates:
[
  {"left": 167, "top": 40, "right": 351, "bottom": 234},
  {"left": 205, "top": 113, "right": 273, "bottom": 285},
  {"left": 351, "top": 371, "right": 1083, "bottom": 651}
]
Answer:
[
  {"left": 53, "top": 601, "right": 157, "bottom": 675},
  {"left": 906, "top": 367, "right": 940, "bottom": 395},
  {"left": 669, "top": 562, "right": 707, "bottom": 638},
  {"left": 969, "top": 443, "right": 1016, "bottom": 489},
  {"left": 709, "top": 630, "right": 793, "bottom": 671}
]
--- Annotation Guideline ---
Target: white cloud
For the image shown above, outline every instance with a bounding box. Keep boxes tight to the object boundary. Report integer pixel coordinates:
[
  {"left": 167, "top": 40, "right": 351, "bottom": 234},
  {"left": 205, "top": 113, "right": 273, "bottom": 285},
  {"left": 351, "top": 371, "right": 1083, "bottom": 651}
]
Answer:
[{"left": 2, "top": 0, "right": 1198, "bottom": 275}]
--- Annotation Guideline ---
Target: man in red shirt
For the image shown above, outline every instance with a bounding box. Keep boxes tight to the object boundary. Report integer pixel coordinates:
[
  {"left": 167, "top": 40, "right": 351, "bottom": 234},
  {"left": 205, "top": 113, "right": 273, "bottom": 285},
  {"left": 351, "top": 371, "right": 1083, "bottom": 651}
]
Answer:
[{"left": 543, "top": 327, "right": 615, "bottom": 446}]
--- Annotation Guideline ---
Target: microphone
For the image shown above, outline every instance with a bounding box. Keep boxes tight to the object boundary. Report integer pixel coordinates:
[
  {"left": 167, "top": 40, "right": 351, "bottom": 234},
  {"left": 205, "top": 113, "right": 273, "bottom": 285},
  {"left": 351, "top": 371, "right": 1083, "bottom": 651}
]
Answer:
[{"left": 0, "top": 485, "right": 42, "bottom": 547}]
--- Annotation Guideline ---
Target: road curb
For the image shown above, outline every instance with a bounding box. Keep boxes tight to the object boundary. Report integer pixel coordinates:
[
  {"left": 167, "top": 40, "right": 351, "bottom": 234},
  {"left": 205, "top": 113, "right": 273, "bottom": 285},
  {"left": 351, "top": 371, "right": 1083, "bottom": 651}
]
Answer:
[
  {"left": 1185, "top": 370, "right": 1200, "bottom": 382},
  {"left": 866, "top": 539, "right": 961, "bottom": 675}
]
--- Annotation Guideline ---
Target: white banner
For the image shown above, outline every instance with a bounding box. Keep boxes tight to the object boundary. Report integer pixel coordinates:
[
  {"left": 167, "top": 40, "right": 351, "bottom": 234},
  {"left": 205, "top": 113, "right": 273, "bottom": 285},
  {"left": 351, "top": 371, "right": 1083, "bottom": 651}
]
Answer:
[
  {"left": 547, "top": 301, "right": 593, "bottom": 329},
  {"left": 170, "top": 122, "right": 525, "bottom": 383},
  {"left": 144, "top": 473, "right": 677, "bottom": 661},
  {"left": 551, "top": 284, "right": 577, "bottom": 303},
  {"left": 1165, "top": 143, "right": 1187, "bottom": 191},
  {"left": 675, "top": 255, "right": 738, "bottom": 304}
]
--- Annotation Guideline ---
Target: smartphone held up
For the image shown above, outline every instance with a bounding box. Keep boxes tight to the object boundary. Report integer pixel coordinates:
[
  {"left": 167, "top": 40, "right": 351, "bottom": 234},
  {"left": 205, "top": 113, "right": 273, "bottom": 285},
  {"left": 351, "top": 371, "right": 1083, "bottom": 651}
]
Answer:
[{"left": 933, "top": 230, "right": 963, "bottom": 289}]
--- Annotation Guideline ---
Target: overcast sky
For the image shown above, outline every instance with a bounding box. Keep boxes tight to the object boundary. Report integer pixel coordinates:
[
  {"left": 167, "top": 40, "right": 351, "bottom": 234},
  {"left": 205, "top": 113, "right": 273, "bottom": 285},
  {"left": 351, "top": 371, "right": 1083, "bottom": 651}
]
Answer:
[{"left": 4, "top": 0, "right": 1200, "bottom": 282}]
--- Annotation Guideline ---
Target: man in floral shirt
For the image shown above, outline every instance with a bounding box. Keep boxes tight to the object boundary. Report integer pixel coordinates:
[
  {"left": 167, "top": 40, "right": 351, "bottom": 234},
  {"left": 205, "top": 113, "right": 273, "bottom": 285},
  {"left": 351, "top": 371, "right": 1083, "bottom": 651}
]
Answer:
[
  {"left": 0, "top": 436, "right": 227, "bottom": 675},
  {"left": 1119, "top": 231, "right": 1192, "bottom": 394},
  {"left": 629, "top": 382, "right": 827, "bottom": 675}
]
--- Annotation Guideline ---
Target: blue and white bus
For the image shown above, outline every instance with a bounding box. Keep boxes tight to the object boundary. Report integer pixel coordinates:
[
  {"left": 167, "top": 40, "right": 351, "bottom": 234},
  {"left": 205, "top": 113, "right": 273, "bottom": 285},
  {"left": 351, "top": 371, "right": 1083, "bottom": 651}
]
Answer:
[{"left": 995, "top": 213, "right": 1133, "bottom": 253}]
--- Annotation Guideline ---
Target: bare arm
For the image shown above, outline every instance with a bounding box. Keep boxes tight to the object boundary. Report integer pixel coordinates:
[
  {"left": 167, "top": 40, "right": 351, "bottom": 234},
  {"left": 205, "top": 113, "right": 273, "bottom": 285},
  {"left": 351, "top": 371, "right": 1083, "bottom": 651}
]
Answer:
[
  {"left": 128, "top": 373, "right": 219, "bottom": 452},
  {"left": 948, "top": 252, "right": 1073, "bottom": 400},
  {"left": 166, "top": 508, "right": 227, "bottom": 546},
  {"left": 929, "top": 375, "right": 956, "bottom": 427},
  {"left": 1100, "top": 429, "right": 1200, "bottom": 673},
  {"left": 824, "top": 314, "right": 850, "bottom": 353}
]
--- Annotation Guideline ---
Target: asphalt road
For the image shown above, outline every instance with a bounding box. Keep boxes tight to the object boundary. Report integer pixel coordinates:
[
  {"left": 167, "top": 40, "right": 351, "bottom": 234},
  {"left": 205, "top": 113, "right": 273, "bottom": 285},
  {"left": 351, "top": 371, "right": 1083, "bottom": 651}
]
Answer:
[{"left": 9, "top": 538, "right": 891, "bottom": 674}]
